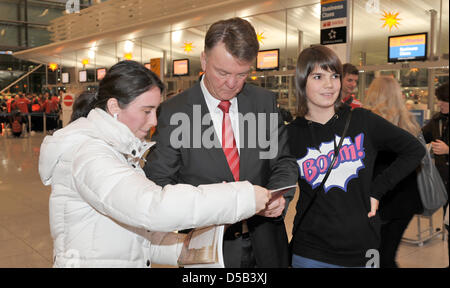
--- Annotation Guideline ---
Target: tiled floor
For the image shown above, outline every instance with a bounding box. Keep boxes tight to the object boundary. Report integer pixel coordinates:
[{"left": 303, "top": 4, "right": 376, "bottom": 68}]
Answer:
[{"left": 0, "top": 131, "right": 447, "bottom": 268}]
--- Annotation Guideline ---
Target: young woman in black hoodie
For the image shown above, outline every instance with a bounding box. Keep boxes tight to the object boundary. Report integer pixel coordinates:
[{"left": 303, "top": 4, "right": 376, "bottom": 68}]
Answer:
[{"left": 287, "top": 46, "right": 425, "bottom": 268}]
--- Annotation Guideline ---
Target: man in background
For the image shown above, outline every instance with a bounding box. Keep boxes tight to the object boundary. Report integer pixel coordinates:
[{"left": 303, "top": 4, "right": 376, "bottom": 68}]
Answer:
[
  {"left": 422, "top": 82, "right": 449, "bottom": 266},
  {"left": 12, "top": 92, "right": 31, "bottom": 132},
  {"left": 422, "top": 82, "right": 449, "bottom": 197},
  {"left": 342, "top": 63, "right": 362, "bottom": 109}
]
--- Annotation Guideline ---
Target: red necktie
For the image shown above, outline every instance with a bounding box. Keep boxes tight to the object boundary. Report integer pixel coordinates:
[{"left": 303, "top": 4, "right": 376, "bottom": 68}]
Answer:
[{"left": 218, "top": 100, "right": 240, "bottom": 181}]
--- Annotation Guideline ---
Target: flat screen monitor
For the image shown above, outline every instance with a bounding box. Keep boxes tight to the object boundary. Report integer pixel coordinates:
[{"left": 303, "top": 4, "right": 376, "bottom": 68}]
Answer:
[
  {"left": 86, "top": 69, "right": 95, "bottom": 82},
  {"left": 96, "top": 68, "right": 106, "bottom": 81},
  {"left": 173, "top": 59, "right": 189, "bottom": 76},
  {"left": 79, "top": 70, "right": 87, "bottom": 83},
  {"left": 256, "top": 49, "right": 279, "bottom": 71},
  {"left": 61, "top": 72, "right": 70, "bottom": 84},
  {"left": 388, "top": 33, "right": 427, "bottom": 63},
  {"left": 410, "top": 109, "right": 425, "bottom": 127}
]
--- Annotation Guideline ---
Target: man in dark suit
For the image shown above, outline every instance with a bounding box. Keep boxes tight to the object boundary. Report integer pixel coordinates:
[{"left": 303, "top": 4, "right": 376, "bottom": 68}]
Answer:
[{"left": 144, "top": 17, "right": 298, "bottom": 268}]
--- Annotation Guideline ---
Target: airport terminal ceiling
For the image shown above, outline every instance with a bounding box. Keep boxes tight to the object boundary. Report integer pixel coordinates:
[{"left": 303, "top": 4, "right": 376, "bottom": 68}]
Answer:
[{"left": 11, "top": 0, "right": 450, "bottom": 71}]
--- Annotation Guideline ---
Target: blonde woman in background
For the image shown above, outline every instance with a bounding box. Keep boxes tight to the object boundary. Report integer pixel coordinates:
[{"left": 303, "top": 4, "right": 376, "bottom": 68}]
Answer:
[{"left": 363, "top": 76, "right": 424, "bottom": 268}]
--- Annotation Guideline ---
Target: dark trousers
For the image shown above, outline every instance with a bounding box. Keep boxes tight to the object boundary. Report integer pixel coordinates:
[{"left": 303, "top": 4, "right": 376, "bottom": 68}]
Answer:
[
  {"left": 446, "top": 223, "right": 449, "bottom": 267},
  {"left": 46, "top": 114, "right": 55, "bottom": 131},
  {"left": 21, "top": 115, "right": 29, "bottom": 132},
  {"left": 445, "top": 204, "right": 449, "bottom": 267},
  {"left": 223, "top": 222, "right": 256, "bottom": 268},
  {"left": 31, "top": 115, "right": 43, "bottom": 131},
  {"left": 379, "top": 214, "right": 415, "bottom": 268},
  {"left": 223, "top": 235, "right": 256, "bottom": 268}
]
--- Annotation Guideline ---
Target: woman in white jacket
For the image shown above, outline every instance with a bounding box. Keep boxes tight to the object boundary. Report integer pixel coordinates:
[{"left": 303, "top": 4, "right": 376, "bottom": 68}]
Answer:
[{"left": 39, "top": 60, "right": 270, "bottom": 268}]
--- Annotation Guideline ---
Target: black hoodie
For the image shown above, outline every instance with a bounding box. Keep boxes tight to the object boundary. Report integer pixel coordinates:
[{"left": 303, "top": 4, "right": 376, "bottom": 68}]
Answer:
[{"left": 287, "top": 105, "right": 425, "bottom": 267}]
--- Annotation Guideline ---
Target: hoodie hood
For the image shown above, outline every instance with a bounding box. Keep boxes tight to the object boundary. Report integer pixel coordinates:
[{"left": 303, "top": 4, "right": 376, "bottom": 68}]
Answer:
[
  {"left": 39, "top": 108, "right": 154, "bottom": 185},
  {"left": 290, "top": 104, "right": 351, "bottom": 128},
  {"left": 290, "top": 104, "right": 351, "bottom": 151}
]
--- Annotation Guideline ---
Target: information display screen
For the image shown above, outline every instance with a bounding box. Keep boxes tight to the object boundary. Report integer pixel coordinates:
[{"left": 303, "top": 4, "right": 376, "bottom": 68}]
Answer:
[
  {"left": 256, "top": 49, "right": 280, "bottom": 71},
  {"left": 173, "top": 59, "right": 189, "bottom": 76},
  {"left": 79, "top": 70, "right": 87, "bottom": 83},
  {"left": 61, "top": 72, "right": 70, "bottom": 84},
  {"left": 96, "top": 68, "right": 106, "bottom": 81},
  {"left": 388, "top": 33, "right": 427, "bottom": 62}
]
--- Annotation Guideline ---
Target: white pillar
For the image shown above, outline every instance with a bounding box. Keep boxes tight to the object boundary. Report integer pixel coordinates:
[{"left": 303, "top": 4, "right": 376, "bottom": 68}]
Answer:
[
  {"left": 428, "top": 9, "right": 438, "bottom": 114},
  {"left": 61, "top": 92, "right": 75, "bottom": 127}
]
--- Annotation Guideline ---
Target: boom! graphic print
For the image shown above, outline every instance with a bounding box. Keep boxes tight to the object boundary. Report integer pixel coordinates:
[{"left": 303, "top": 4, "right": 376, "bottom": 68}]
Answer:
[{"left": 297, "top": 133, "right": 366, "bottom": 193}]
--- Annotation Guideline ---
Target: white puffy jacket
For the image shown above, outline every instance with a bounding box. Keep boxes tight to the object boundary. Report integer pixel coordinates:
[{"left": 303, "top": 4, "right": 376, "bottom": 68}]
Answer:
[{"left": 39, "top": 108, "right": 256, "bottom": 268}]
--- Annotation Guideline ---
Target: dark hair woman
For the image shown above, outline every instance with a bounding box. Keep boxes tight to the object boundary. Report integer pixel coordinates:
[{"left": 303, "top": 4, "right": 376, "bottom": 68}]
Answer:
[
  {"left": 39, "top": 60, "right": 270, "bottom": 268},
  {"left": 287, "top": 46, "right": 425, "bottom": 268}
]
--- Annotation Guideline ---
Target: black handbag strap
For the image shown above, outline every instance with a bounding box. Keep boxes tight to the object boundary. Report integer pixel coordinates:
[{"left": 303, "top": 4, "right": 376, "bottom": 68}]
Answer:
[{"left": 291, "top": 110, "right": 353, "bottom": 237}]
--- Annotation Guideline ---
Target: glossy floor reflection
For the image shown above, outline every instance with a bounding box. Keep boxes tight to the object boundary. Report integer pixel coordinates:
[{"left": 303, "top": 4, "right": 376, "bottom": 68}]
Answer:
[{"left": 0, "top": 131, "right": 448, "bottom": 268}]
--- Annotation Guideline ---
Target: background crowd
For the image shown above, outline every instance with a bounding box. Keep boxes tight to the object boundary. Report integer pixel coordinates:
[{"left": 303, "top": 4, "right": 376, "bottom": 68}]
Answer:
[
  {"left": 3, "top": 16, "right": 447, "bottom": 269},
  {"left": 0, "top": 90, "right": 62, "bottom": 136}
]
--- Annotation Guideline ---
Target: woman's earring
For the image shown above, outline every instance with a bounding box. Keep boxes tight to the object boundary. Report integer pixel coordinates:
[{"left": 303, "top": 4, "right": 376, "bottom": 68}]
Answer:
[{"left": 113, "top": 113, "right": 118, "bottom": 120}]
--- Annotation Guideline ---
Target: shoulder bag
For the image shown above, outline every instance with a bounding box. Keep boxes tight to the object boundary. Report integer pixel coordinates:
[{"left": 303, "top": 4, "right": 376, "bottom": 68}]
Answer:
[{"left": 416, "top": 133, "right": 448, "bottom": 216}]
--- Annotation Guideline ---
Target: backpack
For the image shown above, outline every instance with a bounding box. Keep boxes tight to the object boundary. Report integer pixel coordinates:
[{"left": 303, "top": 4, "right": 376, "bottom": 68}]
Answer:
[
  {"left": 416, "top": 133, "right": 448, "bottom": 216},
  {"left": 12, "top": 118, "right": 22, "bottom": 133}
]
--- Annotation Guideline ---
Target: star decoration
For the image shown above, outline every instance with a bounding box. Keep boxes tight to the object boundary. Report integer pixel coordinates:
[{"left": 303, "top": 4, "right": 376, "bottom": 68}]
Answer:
[
  {"left": 49, "top": 63, "right": 58, "bottom": 71},
  {"left": 381, "top": 11, "right": 401, "bottom": 31},
  {"left": 257, "top": 32, "right": 266, "bottom": 44},
  {"left": 182, "top": 41, "right": 194, "bottom": 53}
]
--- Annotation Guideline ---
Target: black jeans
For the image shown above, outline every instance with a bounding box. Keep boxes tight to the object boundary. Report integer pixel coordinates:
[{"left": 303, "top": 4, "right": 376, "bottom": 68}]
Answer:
[{"left": 379, "top": 215, "right": 414, "bottom": 268}]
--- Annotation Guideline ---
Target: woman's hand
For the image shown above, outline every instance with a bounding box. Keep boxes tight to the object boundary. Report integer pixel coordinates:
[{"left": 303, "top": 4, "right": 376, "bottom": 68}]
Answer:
[
  {"left": 257, "top": 196, "right": 286, "bottom": 218},
  {"left": 253, "top": 185, "right": 271, "bottom": 214},
  {"left": 368, "top": 197, "right": 379, "bottom": 218}
]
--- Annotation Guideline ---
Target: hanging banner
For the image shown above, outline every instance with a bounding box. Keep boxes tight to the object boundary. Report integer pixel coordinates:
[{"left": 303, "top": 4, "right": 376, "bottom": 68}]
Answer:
[{"left": 320, "top": 0, "right": 347, "bottom": 45}]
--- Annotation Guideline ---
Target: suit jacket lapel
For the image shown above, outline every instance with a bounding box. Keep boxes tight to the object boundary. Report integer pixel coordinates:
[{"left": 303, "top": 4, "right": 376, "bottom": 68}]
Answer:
[{"left": 187, "top": 83, "right": 234, "bottom": 181}]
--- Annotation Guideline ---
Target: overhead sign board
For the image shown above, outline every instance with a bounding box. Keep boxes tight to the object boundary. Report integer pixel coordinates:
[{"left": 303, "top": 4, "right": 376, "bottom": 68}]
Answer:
[{"left": 320, "top": 0, "right": 347, "bottom": 45}]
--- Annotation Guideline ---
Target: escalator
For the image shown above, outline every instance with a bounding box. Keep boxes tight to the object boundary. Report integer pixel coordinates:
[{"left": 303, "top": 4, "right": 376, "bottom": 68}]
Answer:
[{"left": 0, "top": 63, "right": 43, "bottom": 94}]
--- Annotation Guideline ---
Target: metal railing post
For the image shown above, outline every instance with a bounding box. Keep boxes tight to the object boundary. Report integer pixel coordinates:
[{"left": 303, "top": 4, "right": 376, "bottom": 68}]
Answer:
[{"left": 43, "top": 113, "right": 47, "bottom": 134}]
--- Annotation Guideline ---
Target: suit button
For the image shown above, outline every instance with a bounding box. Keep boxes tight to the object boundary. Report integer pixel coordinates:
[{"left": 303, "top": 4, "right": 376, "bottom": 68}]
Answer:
[
  {"left": 132, "top": 164, "right": 136, "bottom": 168},
  {"left": 146, "top": 260, "right": 150, "bottom": 267},
  {"left": 132, "top": 150, "right": 136, "bottom": 156}
]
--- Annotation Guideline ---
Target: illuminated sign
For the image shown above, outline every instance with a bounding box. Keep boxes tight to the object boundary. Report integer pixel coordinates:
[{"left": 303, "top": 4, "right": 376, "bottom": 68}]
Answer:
[
  {"left": 388, "top": 33, "right": 427, "bottom": 62},
  {"left": 62, "top": 72, "right": 70, "bottom": 84},
  {"left": 96, "top": 68, "right": 106, "bottom": 81},
  {"left": 256, "top": 49, "right": 279, "bottom": 71},
  {"left": 79, "top": 70, "right": 87, "bottom": 82},
  {"left": 173, "top": 59, "right": 189, "bottom": 76}
]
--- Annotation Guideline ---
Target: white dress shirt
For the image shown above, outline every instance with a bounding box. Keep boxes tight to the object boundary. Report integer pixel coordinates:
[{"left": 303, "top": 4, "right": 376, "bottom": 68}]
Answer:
[{"left": 200, "top": 77, "right": 240, "bottom": 154}]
